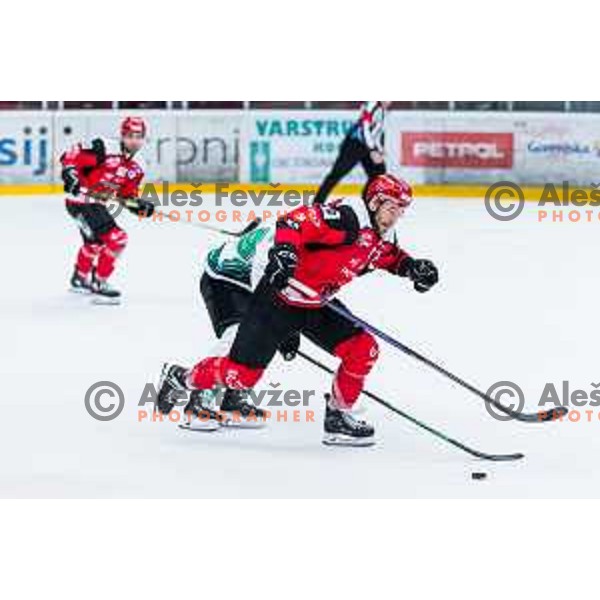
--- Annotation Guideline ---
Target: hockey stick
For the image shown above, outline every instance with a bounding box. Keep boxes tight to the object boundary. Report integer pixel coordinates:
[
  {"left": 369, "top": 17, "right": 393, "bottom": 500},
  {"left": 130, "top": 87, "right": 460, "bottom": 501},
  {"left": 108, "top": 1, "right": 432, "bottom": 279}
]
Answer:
[
  {"left": 297, "top": 350, "right": 523, "bottom": 461},
  {"left": 150, "top": 210, "right": 261, "bottom": 238},
  {"left": 288, "top": 277, "right": 567, "bottom": 424},
  {"left": 122, "top": 183, "right": 555, "bottom": 425}
]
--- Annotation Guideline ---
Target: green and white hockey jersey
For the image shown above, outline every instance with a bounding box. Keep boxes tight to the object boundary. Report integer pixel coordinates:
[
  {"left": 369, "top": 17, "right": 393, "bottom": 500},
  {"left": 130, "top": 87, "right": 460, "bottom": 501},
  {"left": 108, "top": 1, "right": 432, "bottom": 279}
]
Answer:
[{"left": 204, "top": 222, "right": 274, "bottom": 291}]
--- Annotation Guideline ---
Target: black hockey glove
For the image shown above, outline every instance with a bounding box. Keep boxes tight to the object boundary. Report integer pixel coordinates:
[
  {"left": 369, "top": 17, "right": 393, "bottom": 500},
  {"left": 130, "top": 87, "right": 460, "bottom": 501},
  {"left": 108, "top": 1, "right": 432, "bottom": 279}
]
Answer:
[
  {"left": 278, "top": 333, "right": 300, "bottom": 362},
  {"left": 61, "top": 166, "right": 80, "bottom": 195},
  {"left": 265, "top": 243, "right": 298, "bottom": 290},
  {"left": 90, "top": 138, "right": 106, "bottom": 165},
  {"left": 126, "top": 198, "right": 155, "bottom": 218},
  {"left": 398, "top": 257, "right": 439, "bottom": 293}
]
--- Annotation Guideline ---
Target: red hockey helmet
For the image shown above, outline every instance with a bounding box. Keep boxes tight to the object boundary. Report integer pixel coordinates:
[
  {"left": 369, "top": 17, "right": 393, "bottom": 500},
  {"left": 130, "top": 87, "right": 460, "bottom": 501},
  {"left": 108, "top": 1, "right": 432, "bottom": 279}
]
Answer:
[
  {"left": 364, "top": 174, "right": 413, "bottom": 209},
  {"left": 120, "top": 116, "right": 147, "bottom": 138}
]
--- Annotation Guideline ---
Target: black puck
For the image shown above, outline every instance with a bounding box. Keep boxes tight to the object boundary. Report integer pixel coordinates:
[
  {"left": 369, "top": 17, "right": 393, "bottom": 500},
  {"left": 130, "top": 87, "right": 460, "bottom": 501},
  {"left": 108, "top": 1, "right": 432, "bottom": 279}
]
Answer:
[{"left": 471, "top": 472, "right": 487, "bottom": 480}]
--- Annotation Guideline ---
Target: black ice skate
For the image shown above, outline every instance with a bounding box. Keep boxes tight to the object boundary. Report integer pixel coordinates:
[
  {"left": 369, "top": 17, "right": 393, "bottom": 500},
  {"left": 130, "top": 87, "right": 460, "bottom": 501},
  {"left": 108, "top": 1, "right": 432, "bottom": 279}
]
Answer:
[
  {"left": 322, "top": 394, "right": 375, "bottom": 447},
  {"left": 91, "top": 274, "right": 121, "bottom": 305},
  {"left": 155, "top": 363, "right": 189, "bottom": 415},
  {"left": 70, "top": 269, "right": 93, "bottom": 294},
  {"left": 179, "top": 389, "right": 223, "bottom": 432},
  {"left": 219, "top": 388, "right": 267, "bottom": 428}
]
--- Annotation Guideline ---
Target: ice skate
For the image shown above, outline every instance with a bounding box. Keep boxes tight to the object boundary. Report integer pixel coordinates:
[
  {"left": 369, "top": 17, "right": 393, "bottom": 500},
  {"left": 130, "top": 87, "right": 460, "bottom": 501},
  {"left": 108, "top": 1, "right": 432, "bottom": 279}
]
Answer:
[
  {"left": 219, "top": 388, "right": 267, "bottom": 428},
  {"left": 69, "top": 269, "right": 93, "bottom": 294},
  {"left": 179, "top": 389, "right": 222, "bottom": 432},
  {"left": 155, "top": 363, "right": 189, "bottom": 416},
  {"left": 91, "top": 273, "right": 121, "bottom": 305},
  {"left": 322, "top": 394, "right": 375, "bottom": 447}
]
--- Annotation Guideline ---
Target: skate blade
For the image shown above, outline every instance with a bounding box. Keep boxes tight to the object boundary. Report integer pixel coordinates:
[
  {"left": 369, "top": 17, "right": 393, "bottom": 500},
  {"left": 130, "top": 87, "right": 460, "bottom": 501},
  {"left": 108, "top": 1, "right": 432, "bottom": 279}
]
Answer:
[
  {"left": 69, "top": 287, "right": 92, "bottom": 295},
  {"left": 322, "top": 433, "right": 376, "bottom": 447},
  {"left": 91, "top": 296, "right": 121, "bottom": 305},
  {"left": 220, "top": 414, "right": 267, "bottom": 429},
  {"left": 178, "top": 421, "right": 221, "bottom": 432}
]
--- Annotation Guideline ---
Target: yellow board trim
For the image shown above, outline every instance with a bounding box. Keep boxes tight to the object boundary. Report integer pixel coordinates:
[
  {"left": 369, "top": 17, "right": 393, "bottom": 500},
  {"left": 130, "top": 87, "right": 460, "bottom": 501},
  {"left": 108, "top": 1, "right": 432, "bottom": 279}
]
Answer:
[{"left": 0, "top": 181, "right": 583, "bottom": 202}]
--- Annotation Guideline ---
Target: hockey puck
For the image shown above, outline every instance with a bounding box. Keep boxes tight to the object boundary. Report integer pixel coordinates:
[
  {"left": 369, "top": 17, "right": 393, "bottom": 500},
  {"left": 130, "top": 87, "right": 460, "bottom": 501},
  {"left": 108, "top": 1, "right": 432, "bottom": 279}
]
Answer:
[{"left": 471, "top": 472, "right": 488, "bottom": 480}]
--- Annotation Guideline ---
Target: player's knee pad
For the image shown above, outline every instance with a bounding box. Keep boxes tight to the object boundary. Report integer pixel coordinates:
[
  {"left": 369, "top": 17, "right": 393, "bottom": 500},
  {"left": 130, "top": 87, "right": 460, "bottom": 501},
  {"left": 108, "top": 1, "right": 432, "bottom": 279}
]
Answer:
[
  {"left": 334, "top": 331, "right": 379, "bottom": 378},
  {"left": 82, "top": 242, "right": 102, "bottom": 257},
  {"left": 78, "top": 243, "right": 101, "bottom": 265},
  {"left": 76, "top": 243, "right": 102, "bottom": 274},
  {"left": 219, "top": 357, "right": 264, "bottom": 389},
  {"left": 100, "top": 227, "right": 128, "bottom": 255},
  {"left": 331, "top": 333, "right": 378, "bottom": 409},
  {"left": 188, "top": 356, "right": 264, "bottom": 390}
]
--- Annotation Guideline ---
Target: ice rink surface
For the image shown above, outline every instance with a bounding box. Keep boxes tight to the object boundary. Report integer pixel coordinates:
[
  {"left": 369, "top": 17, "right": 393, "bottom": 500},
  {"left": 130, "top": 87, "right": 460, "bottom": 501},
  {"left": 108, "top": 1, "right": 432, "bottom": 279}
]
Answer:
[{"left": 0, "top": 193, "right": 597, "bottom": 498}]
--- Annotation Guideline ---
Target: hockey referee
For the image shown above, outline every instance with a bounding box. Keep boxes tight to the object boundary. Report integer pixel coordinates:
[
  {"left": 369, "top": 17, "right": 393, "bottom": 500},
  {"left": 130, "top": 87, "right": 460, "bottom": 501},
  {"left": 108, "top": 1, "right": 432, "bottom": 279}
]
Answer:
[{"left": 314, "top": 101, "right": 391, "bottom": 204}]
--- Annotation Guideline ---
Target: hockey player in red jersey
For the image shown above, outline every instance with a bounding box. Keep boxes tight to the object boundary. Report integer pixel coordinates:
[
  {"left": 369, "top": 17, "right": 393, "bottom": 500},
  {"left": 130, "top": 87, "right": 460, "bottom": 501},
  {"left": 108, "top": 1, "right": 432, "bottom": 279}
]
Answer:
[
  {"left": 61, "top": 117, "right": 154, "bottom": 302},
  {"left": 156, "top": 174, "right": 439, "bottom": 446}
]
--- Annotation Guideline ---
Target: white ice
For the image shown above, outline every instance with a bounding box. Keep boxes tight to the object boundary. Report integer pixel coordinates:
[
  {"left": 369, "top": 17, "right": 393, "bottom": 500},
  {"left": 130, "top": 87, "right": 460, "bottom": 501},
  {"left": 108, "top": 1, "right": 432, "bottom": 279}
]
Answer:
[{"left": 0, "top": 193, "right": 597, "bottom": 498}]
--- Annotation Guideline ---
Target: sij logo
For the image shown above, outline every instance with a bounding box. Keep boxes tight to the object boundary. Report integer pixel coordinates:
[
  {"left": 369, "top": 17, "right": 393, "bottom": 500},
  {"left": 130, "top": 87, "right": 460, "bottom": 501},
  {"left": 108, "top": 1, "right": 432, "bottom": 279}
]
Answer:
[{"left": 0, "top": 126, "right": 49, "bottom": 176}]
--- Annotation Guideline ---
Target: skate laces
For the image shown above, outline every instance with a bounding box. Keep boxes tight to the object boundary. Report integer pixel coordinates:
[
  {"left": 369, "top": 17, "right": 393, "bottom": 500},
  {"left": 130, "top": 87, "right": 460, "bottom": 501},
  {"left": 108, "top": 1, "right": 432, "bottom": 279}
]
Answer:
[
  {"left": 198, "top": 388, "right": 218, "bottom": 409},
  {"left": 222, "top": 388, "right": 251, "bottom": 407},
  {"left": 237, "top": 390, "right": 253, "bottom": 406},
  {"left": 341, "top": 410, "right": 368, "bottom": 428},
  {"left": 95, "top": 279, "right": 111, "bottom": 292},
  {"left": 168, "top": 365, "right": 188, "bottom": 389}
]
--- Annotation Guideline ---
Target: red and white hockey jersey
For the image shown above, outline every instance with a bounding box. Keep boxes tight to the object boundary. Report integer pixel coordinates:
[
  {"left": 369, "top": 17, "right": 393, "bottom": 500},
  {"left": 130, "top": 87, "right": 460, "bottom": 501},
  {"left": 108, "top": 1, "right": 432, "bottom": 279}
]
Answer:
[
  {"left": 61, "top": 140, "right": 145, "bottom": 205},
  {"left": 274, "top": 196, "right": 411, "bottom": 307}
]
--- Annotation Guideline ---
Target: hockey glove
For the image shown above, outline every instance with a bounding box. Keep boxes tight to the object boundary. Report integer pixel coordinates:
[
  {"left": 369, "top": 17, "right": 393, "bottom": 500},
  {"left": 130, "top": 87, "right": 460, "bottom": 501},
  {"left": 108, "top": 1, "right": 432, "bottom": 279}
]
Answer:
[
  {"left": 265, "top": 243, "right": 298, "bottom": 290},
  {"left": 278, "top": 333, "right": 300, "bottom": 362},
  {"left": 90, "top": 138, "right": 106, "bottom": 165},
  {"left": 399, "top": 257, "right": 439, "bottom": 293},
  {"left": 62, "top": 166, "right": 81, "bottom": 195}
]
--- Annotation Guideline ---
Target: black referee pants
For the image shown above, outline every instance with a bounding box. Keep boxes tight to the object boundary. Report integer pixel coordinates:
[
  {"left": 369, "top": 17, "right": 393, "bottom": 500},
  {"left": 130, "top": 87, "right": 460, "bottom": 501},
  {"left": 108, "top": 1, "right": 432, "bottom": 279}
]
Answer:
[{"left": 313, "top": 135, "right": 386, "bottom": 204}]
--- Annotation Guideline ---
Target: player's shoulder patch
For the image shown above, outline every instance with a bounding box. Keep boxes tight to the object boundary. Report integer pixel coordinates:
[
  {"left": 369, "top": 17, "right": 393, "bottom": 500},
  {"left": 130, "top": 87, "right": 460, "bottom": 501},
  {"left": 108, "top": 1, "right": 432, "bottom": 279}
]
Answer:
[
  {"left": 331, "top": 195, "right": 372, "bottom": 230},
  {"left": 320, "top": 198, "right": 361, "bottom": 242},
  {"left": 319, "top": 204, "right": 343, "bottom": 220}
]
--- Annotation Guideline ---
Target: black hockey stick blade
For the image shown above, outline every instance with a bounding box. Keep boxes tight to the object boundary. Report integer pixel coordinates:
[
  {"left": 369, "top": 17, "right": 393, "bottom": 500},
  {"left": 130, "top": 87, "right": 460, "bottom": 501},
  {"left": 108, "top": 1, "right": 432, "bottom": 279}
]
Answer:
[
  {"left": 467, "top": 449, "right": 524, "bottom": 462},
  {"left": 361, "top": 387, "right": 524, "bottom": 462},
  {"left": 297, "top": 351, "right": 524, "bottom": 462},
  {"left": 510, "top": 405, "right": 569, "bottom": 423},
  {"left": 476, "top": 393, "right": 569, "bottom": 423}
]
